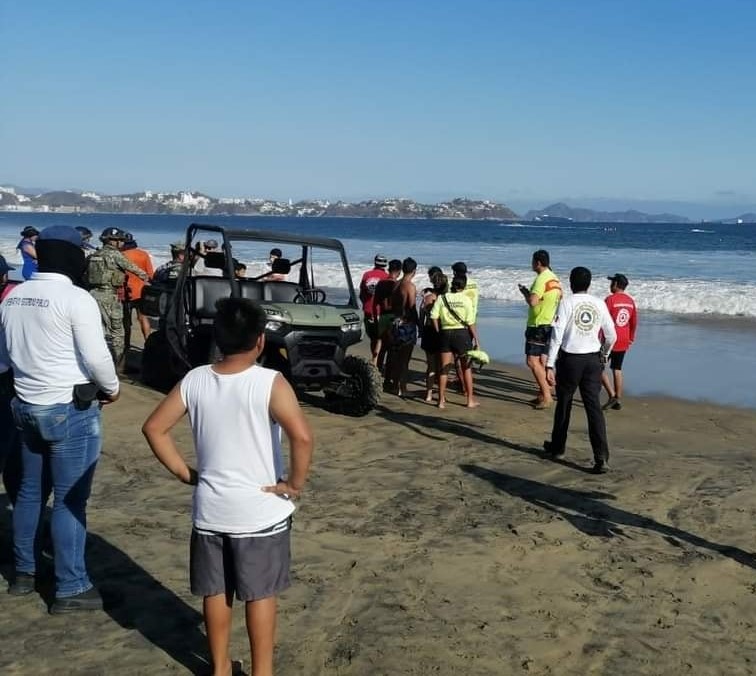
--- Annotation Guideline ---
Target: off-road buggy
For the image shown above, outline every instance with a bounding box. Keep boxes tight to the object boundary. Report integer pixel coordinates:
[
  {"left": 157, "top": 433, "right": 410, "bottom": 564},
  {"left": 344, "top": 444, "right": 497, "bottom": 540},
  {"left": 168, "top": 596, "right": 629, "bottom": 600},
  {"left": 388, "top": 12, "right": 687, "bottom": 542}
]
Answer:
[{"left": 140, "top": 223, "right": 381, "bottom": 415}]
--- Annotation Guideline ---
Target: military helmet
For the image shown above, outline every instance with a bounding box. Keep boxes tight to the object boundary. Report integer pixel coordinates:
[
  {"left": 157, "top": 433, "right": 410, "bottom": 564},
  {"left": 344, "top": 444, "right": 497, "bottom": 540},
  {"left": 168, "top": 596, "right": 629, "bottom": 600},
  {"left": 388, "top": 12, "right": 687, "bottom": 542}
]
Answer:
[{"left": 100, "top": 227, "right": 126, "bottom": 242}]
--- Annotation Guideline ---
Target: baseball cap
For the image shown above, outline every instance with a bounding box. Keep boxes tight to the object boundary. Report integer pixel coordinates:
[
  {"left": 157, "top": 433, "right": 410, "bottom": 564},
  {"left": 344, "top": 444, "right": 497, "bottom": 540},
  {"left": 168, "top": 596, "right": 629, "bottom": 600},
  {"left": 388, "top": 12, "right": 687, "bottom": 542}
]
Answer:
[
  {"left": 170, "top": 240, "right": 185, "bottom": 251},
  {"left": 269, "top": 247, "right": 282, "bottom": 258},
  {"left": 21, "top": 226, "right": 39, "bottom": 238},
  {"left": 204, "top": 239, "right": 219, "bottom": 249},
  {"left": 0, "top": 254, "right": 15, "bottom": 275},
  {"left": 452, "top": 261, "right": 467, "bottom": 275},
  {"left": 607, "top": 273, "right": 629, "bottom": 288},
  {"left": 374, "top": 254, "right": 388, "bottom": 268},
  {"left": 38, "top": 225, "right": 84, "bottom": 247}
]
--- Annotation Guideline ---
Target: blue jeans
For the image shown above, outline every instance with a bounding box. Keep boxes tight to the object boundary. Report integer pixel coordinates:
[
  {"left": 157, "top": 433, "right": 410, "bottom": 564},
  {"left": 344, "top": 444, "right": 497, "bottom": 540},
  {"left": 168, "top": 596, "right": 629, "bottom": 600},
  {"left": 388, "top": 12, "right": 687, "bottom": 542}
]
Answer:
[{"left": 11, "top": 399, "right": 102, "bottom": 597}]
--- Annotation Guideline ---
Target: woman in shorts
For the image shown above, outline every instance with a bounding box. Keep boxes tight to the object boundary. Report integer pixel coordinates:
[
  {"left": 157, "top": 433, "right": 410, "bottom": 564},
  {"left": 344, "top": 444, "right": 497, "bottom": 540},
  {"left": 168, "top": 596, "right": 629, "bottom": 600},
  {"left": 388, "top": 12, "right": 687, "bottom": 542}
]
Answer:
[{"left": 430, "top": 275, "right": 480, "bottom": 409}]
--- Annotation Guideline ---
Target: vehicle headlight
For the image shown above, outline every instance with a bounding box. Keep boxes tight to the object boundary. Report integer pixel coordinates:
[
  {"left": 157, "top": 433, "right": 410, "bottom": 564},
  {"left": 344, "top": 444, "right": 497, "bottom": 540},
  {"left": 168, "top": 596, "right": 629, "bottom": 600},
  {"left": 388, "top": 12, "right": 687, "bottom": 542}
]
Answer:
[
  {"left": 266, "top": 320, "right": 286, "bottom": 332},
  {"left": 340, "top": 312, "right": 361, "bottom": 332}
]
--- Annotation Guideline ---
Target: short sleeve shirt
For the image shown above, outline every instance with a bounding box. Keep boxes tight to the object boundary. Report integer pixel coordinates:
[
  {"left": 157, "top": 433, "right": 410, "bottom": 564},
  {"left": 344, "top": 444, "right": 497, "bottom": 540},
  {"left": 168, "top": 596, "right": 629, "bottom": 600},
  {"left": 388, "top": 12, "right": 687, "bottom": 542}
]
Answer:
[
  {"left": 430, "top": 292, "right": 474, "bottom": 330},
  {"left": 527, "top": 269, "right": 561, "bottom": 327}
]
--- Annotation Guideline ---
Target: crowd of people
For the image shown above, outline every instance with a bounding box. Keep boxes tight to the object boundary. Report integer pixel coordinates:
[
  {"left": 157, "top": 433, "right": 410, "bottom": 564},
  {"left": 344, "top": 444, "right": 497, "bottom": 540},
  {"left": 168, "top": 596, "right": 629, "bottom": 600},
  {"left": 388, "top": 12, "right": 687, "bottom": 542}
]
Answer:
[
  {"left": 0, "top": 225, "right": 312, "bottom": 675},
  {"left": 0, "top": 226, "right": 638, "bottom": 673},
  {"left": 359, "top": 256, "right": 482, "bottom": 408},
  {"left": 359, "top": 248, "right": 638, "bottom": 472}
]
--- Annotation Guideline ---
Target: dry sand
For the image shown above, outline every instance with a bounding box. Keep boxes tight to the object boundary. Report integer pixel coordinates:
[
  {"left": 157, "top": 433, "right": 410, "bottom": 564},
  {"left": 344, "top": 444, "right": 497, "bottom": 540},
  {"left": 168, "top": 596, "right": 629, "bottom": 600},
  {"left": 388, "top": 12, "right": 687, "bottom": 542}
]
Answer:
[{"left": 1, "top": 346, "right": 755, "bottom": 675}]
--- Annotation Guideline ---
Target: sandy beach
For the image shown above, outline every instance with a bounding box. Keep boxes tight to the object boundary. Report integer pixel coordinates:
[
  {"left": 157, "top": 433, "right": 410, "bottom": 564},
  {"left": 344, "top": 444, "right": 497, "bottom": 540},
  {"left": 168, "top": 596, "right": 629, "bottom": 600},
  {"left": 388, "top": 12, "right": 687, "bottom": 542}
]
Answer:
[{"left": 1, "top": 344, "right": 755, "bottom": 675}]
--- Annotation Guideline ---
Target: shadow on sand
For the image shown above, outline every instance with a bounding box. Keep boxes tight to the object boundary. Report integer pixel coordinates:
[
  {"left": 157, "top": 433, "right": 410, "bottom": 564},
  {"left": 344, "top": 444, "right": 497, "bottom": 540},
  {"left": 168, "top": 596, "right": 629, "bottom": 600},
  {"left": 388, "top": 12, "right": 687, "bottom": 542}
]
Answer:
[
  {"left": 0, "top": 496, "right": 211, "bottom": 674},
  {"left": 460, "top": 463, "right": 756, "bottom": 570}
]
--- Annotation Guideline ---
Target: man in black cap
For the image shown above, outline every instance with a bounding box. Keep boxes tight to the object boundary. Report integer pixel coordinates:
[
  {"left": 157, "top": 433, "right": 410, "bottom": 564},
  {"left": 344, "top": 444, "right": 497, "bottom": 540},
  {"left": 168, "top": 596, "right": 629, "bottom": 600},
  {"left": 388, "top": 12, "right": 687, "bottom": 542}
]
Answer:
[
  {"left": 602, "top": 274, "right": 638, "bottom": 411},
  {"left": 359, "top": 254, "right": 390, "bottom": 365},
  {"left": 0, "top": 226, "right": 120, "bottom": 611}
]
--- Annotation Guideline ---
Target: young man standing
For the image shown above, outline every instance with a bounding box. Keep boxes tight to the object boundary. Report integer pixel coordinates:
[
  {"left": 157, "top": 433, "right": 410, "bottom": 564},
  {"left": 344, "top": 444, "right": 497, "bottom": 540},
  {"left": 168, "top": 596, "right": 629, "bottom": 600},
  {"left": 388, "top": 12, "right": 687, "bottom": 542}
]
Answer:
[
  {"left": 386, "top": 257, "right": 419, "bottom": 397},
  {"left": 143, "top": 297, "right": 313, "bottom": 676},
  {"left": 520, "top": 250, "right": 561, "bottom": 409},
  {"left": 373, "top": 259, "right": 402, "bottom": 373},
  {"left": 543, "top": 267, "right": 616, "bottom": 474},
  {"left": 359, "top": 254, "right": 389, "bottom": 366},
  {"left": 602, "top": 273, "right": 638, "bottom": 411}
]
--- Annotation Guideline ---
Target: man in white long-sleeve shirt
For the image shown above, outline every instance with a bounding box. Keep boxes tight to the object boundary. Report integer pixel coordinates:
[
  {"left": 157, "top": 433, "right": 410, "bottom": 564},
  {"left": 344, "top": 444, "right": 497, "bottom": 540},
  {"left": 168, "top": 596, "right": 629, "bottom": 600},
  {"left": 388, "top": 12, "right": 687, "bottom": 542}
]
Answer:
[
  {"left": 0, "top": 226, "right": 120, "bottom": 613},
  {"left": 543, "top": 266, "right": 617, "bottom": 473}
]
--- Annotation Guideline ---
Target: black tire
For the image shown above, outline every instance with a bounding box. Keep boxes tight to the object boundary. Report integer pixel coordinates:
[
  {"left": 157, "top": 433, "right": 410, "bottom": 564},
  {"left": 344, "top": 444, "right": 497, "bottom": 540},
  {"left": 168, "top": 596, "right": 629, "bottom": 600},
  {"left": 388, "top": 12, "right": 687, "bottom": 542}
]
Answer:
[
  {"left": 335, "top": 355, "right": 381, "bottom": 416},
  {"left": 141, "top": 331, "right": 182, "bottom": 392}
]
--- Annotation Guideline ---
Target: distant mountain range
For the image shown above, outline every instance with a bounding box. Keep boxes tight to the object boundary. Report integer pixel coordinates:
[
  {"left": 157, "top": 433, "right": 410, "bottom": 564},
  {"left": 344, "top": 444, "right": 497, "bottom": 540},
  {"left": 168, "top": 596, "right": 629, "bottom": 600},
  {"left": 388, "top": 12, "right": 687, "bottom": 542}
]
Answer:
[
  {"left": 0, "top": 186, "right": 754, "bottom": 223},
  {"left": 523, "top": 202, "right": 691, "bottom": 223},
  {"left": 523, "top": 202, "right": 756, "bottom": 224}
]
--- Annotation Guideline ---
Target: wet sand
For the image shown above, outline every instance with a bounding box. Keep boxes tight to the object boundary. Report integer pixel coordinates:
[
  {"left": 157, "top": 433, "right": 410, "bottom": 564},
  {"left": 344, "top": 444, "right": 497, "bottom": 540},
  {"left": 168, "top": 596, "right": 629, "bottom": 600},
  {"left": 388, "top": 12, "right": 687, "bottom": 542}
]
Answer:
[{"left": 1, "top": 345, "right": 755, "bottom": 675}]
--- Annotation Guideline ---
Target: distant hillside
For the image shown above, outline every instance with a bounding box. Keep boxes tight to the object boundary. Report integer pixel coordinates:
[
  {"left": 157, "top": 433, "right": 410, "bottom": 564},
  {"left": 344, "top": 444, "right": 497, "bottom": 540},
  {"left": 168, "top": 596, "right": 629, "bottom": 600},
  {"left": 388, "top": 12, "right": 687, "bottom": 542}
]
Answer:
[
  {"left": 524, "top": 202, "right": 690, "bottom": 224},
  {"left": 0, "top": 186, "right": 519, "bottom": 220},
  {"left": 718, "top": 213, "right": 756, "bottom": 224}
]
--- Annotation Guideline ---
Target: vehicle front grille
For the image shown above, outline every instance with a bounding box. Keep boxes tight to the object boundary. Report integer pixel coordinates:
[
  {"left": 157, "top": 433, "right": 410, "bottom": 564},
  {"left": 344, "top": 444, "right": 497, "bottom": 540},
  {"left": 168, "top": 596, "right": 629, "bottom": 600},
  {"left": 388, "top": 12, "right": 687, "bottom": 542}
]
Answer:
[{"left": 298, "top": 342, "right": 337, "bottom": 360}]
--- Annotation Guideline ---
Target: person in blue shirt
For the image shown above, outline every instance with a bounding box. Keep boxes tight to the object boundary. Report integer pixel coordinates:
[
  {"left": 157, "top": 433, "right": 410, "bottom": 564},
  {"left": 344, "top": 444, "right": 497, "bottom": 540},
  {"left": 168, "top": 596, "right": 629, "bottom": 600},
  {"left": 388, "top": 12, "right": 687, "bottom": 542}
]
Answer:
[{"left": 16, "top": 226, "right": 39, "bottom": 280}]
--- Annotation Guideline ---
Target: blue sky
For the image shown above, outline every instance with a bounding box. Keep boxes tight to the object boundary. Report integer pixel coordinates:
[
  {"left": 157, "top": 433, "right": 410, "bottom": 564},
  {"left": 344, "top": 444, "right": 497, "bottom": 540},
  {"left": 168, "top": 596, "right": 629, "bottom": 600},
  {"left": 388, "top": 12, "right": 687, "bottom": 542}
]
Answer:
[{"left": 1, "top": 0, "right": 755, "bottom": 217}]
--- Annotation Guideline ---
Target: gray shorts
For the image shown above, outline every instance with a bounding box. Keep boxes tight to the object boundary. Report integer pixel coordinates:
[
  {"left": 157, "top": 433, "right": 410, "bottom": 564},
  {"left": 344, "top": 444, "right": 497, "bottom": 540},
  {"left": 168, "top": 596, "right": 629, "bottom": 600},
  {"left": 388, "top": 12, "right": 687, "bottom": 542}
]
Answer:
[{"left": 190, "top": 522, "right": 291, "bottom": 601}]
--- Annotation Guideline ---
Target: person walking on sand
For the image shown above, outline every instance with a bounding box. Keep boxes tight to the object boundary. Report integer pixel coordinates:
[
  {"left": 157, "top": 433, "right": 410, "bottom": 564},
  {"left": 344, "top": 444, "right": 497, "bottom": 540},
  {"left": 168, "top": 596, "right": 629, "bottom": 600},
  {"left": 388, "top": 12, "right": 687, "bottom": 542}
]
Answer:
[
  {"left": 432, "top": 275, "right": 481, "bottom": 409},
  {"left": 543, "top": 267, "right": 616, "bottom": 474},
  {"left": 0, "top": 226, "right": 120, "bottom": 611},
  {"left": 602, "top": 273, "right": 638, "bottom": 411},
  {"left": 519, "top": 249, "right": 561, "bottom": 409},
  {"left": 143, "top": 297, "right": 313, "bottom": 676},
  {"left": 359, "top": 254, "right": 389, "bottom": 366}
]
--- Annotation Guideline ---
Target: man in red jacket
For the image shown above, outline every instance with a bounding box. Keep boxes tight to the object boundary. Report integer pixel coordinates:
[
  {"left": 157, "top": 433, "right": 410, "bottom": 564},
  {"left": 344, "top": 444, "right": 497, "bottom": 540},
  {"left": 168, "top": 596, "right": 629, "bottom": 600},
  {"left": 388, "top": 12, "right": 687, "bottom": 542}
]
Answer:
[{"left": 602, "top": 274, "right": 638, "bottom": 411}]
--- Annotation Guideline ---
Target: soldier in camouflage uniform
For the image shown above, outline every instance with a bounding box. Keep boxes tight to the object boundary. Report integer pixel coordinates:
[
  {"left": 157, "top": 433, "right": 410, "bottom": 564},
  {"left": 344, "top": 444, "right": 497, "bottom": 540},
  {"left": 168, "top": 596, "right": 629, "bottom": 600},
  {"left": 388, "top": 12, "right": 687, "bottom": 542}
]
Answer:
[
  {"left": 86, "top": 227, "right": 150, "bottom": 363},
  {"left": 153, "top": 240, "right": 187, "bottom": 283}
]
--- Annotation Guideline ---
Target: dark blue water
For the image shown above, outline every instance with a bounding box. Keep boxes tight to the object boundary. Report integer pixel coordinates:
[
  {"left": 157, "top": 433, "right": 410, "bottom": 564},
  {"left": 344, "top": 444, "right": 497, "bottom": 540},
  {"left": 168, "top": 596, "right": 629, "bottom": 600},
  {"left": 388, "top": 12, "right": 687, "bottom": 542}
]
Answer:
[{"left": 3, "top": 212, "right": 755, "bottom": 251}]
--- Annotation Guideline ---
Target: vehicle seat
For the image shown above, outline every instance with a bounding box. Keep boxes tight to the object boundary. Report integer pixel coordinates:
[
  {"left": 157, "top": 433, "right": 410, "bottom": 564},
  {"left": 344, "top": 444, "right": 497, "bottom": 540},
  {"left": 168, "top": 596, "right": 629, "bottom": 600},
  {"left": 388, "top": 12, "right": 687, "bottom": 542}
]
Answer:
[
  {"left": 263, "top": 282, "right": 301, "bottom": 302},
  {"left": 239, "top": 280, "right": 264, "bottom": 301},
  {"left": 187, "top": 277, "right": 236, "bottom": 319}
]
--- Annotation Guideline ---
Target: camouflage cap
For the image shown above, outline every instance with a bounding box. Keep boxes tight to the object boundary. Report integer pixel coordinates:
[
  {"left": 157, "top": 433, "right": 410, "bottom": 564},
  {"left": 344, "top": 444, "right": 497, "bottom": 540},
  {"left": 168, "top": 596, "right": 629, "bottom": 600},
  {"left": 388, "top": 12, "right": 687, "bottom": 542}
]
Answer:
[{"left": 170, "top": 240, "right": 185, "bottom": 252}]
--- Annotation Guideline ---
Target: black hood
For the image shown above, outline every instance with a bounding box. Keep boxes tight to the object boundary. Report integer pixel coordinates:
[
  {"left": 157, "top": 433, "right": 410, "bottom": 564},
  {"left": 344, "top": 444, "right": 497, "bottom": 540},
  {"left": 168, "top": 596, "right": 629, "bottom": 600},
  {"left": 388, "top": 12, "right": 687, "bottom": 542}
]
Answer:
[{"left": 36, "top": 239, "right": 87, "bottom": 288}]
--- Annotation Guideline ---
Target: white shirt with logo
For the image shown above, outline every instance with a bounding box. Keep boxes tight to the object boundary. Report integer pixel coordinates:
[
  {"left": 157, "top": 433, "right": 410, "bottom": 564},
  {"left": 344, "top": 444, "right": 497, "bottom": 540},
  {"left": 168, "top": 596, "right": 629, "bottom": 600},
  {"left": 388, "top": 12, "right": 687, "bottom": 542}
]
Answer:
[
  {"left": 179, "top": 363, "right": 294, "bottom": 534},
  {"left": 546, "top": 292, "right": 617, "bottom": 368},
  {"left": 0, "top": 273, "right": 119, "bottom": 404}
]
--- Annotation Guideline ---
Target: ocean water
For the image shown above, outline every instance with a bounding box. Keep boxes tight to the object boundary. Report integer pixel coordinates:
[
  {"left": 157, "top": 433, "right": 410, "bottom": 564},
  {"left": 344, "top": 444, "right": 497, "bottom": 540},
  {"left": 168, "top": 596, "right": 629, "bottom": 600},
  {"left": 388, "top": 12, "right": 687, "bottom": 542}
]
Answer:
[{"left": 2, "top": 213, "right": 755, "bottom": 407}]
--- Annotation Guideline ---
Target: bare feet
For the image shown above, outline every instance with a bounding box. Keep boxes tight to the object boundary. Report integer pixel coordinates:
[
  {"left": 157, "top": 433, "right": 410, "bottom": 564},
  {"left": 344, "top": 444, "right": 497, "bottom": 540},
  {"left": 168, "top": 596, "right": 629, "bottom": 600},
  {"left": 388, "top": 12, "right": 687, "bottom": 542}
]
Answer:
[
  {"left": 424, "top": 394, "right": 434, "bottom": 403},
  {"left": 437, "top": 400, "right": 446, "bottom": 409},
  {"left": 466, "top": 400, "right": 480, "bottom": 409}
]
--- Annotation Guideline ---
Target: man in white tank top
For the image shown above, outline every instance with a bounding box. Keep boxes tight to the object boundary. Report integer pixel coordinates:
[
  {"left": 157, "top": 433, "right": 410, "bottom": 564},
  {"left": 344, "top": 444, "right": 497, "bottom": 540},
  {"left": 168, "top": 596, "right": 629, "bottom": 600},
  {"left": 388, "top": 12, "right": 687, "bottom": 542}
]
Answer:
[{"left": 143, "top": 297, "right": 313, "bottom": 676}]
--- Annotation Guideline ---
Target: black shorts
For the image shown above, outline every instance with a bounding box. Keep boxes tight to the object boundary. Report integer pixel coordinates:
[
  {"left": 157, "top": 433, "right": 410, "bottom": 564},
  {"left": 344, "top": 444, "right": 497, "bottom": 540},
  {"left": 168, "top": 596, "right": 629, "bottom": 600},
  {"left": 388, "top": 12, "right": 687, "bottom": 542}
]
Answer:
[
  {"left": 525, "top": 325, "right": 553, "bottom": 357},
  {"left": 609, "top": 351, "right": 626, "bottom": 370},
  {"left": 364, "top": 316, "right": 380, "bottom": 340},
  {"left": 190, "top": 522, "right": 291, "bottom": 602},
  {"left": 439, "top": 328, "right": 472, "bottom": 356},
  {"left": 420, "top": 325, "right": 441, "bottom": 353}
]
